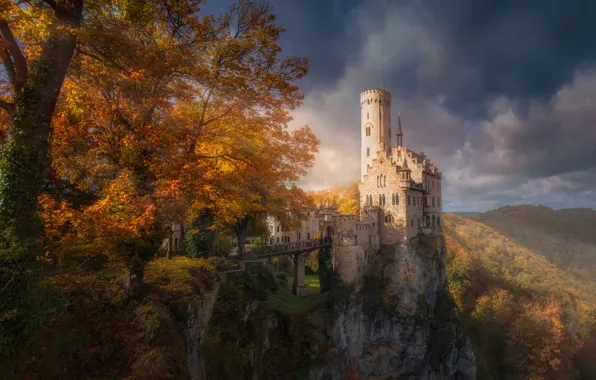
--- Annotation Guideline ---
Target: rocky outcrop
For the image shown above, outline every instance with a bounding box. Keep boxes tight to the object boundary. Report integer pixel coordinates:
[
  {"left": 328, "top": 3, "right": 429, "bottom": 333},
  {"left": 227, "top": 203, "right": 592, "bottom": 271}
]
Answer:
[
  {"left": 310, "top": 233, "right": 476, "bottom": 380},
  {"left": 186, "top": 281, "right": 221, "bottom": 380}
]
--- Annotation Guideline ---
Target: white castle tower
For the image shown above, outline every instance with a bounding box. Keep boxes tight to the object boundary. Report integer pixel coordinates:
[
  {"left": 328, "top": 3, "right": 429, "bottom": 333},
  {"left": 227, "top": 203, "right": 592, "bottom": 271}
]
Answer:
[{"left": 360, "top": 89, "right": 392, "bottom": 180}]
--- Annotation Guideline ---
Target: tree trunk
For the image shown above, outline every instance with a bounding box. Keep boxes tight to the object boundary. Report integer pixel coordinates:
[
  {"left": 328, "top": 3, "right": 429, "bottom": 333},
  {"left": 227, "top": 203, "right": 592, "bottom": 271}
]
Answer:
[
  {"left": 167, "top": 228, "right": 173, "bottom": 259},
  {"left": 125, "top": 257, "right": 145, "bottom": 299},
  {"left": 179, "top": 220, "right": 185, "bottom": 254},
  {"left": 0, "top": 3, "right": 83, "bottom": 246},
  {"left": 235, "top": 217, "right": 250, "bottom": 257}
]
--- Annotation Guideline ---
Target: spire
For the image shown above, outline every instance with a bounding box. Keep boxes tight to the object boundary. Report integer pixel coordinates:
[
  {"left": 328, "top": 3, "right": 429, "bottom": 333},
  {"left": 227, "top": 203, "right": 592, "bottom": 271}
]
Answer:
[
  {"left": 401, "top": 157, "right": 409, "bottom": 170},
  {"left": 396, "top": 112, "right": 403, "bottom": 146}
]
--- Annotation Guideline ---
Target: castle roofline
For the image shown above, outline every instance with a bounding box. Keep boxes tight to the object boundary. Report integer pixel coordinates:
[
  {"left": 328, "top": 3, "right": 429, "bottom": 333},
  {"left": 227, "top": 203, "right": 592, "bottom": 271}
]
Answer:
[{"left": 360, "top": 88, "right": 391, "bottom": 97}]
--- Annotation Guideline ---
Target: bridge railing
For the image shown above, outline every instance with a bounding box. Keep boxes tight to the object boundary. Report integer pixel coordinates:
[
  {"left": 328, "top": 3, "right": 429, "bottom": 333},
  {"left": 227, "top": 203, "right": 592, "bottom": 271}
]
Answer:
[{"left": 248, "top": 237, "right": 332, "bottom": 257}]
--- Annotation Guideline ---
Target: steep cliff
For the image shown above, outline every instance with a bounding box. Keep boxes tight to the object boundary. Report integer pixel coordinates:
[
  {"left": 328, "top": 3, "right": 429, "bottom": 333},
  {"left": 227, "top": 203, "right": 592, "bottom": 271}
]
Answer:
[
  {"left": 310, "top": 233, "right": 476, "bottom": 379},
  {"left": 10, "top": 237, "right": 474, "bottom": 379},
  {"left": 200, "top": 233, "right": 476, "bottom": 380}
]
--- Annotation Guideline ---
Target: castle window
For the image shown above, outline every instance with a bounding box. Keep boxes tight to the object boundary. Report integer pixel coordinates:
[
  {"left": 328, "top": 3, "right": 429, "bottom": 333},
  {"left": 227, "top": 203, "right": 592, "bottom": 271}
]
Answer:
[
  {"left": 396, "top": 195, "right": 399, "bottom": 205},
  {"left": 383, "top": 175, "right": 387, "bottom": 187},
  {"left": 386, "top": 215, "right": 393, "bottom": 222},
  {"left": 276, "top": 237, "right": 280, "bottom": 243},
  {"left": 407, "top": 196, "right": 411, "bottom": 206},
  {"left": 426, "top": 215, "right": 430, "bottom": 227},
  {"left": 298, "top": 232, "right": 301, "bottom": 240},
  {"left": 383, "top": 194, "right": 386, "bottom": 205},
  {"left": 437, "top": 217, "right": 441, "bottom": 227},
  {"left": 411, "top": 218, "right": 414, "bottom": 227},
  {"left": 367, "top": 147, "right": 370, "bottom": 157},
  {"left": 432, "top": 197, "right": 435, "bottom": 207},
  {"left": 276, "top": 225, "right": 280, "bottom": 232},
  {"left": 379, "top": 194, "right": 382, "bottom": 205},
  {"left": 418, "top": 218, "right": 421, "bottom": 228},
  {"left": 432, "top": 215, "right": 436, "bottom": 228},
  {"left": 367, "top": 112, "right": 369, "bottom": 120},
  {"left": 308, "top": 233, "right": 310, "bottom": 239},
  {"left": 366, "top": 127, "right": 371, "bottom": 136},
  {"left": 392, "top": 193, "right": 395, "bottom": 205}
]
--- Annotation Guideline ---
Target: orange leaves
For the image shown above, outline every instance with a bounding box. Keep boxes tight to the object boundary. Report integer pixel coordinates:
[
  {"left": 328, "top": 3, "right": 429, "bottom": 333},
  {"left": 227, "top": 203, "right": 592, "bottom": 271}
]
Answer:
[
  {"left": 83, "top": 170, "right": 156, "bottom": 238},
  {"left": 40, "top": 171, "right": 157, "bottom": 263}
]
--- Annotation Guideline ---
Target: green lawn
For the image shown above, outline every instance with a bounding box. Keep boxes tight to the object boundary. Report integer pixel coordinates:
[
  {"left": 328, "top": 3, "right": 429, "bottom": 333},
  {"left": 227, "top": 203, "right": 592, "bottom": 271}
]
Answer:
[
  {"left": 286, "top": 274, "right": 320, "bottom": 295},
  {"left": 269, "top": 274, "right": 327, "bottom": 316}
]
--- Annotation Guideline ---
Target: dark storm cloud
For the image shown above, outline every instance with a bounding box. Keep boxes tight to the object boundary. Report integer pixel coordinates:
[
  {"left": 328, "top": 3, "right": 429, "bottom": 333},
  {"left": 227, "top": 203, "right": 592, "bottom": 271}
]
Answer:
[
  {"left": 405, "top": 0, "right": 596, "bottom": 118},
  {"left": 284, "top": 0, "right": 596, "bottom": 211},
  {"left": 200, "top": 0, "right": 596, "bottom": 211}
]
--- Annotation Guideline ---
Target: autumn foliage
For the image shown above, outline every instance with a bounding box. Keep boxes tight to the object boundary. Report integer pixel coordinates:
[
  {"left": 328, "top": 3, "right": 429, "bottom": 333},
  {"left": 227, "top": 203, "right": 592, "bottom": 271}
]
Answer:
[
  {"left": 0, "top": 0, "right": 318, "bottom": 366},
  {"left": 444, "top": 213, "right": 594, "bottom": 380}
]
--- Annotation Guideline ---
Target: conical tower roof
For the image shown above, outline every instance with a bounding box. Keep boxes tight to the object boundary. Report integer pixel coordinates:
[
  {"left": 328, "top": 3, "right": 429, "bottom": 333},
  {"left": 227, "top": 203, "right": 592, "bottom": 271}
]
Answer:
[{"left": 400, "top": 157, "right": 411, "bottom": 171}]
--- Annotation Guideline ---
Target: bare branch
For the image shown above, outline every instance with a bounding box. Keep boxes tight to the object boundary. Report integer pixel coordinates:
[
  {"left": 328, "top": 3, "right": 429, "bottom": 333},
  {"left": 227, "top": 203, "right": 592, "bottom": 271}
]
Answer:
[
  {"left": 0, "top": 47, "right": 17, "bottom": 87},
  {"left": 0, "top": 19, "right": 27, "bottom": 93},
  {"left": 40, "top": 0, "right": 60, "bottom": 12},
  {"left": 0, "top": 99, "right": 13, "bottom": 113}
]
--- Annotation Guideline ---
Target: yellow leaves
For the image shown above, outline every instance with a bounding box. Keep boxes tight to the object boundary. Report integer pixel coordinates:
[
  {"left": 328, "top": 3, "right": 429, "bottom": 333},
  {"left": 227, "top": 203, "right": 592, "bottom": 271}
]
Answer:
[{"left": 40, "top": 171, "right": 157, "bottom": 263}]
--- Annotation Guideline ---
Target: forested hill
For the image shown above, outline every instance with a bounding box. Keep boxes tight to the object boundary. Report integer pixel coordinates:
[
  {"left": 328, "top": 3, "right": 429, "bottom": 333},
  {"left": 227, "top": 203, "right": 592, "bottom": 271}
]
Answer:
[
  {"left": 471, "top": 205, "right": 596, "bottom": 281},
  {"left": 443, "top": 213, "right": 596, "bottom": 380}
]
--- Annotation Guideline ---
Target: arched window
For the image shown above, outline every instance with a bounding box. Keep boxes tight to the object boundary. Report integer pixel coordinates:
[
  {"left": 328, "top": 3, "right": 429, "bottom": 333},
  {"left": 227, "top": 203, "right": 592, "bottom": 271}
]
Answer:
[
  {"left": 382, "top": 194, "right": 386, "bottom": 205},
  {"left": 396, "top": 194, "right": 399, "bottom": 205},
  {"left": 425, "top": 215, "right": 430, "bottom": 227},
  {"left": 376, "top": 176, "right": 379, "bottom": 187},
  {"left": 366, "top": 127, "right": 371, "bottom": 136},
  {"left": 432, "top": 215, "right": 436, "bottom": 228},
  {"left": 386, "top": 215, "right": 393, "bottom": 222},
  {"left": 383, "top": 175, "right": 387, "bottom": 187},
  {"left": 379, "top": 194, "right": 382, "bottom": 205},
  {"left": 437, "top": 216, "right": 441, "bottom": 227}
]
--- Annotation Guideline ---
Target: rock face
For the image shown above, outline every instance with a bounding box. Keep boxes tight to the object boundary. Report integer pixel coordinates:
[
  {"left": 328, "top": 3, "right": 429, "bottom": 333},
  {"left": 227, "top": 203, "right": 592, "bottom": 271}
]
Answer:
[
  {"left": 311, "top": 233, "right": 476, "bottom": 380},
  {"left": 187, "top": 281, "right": 221, "bottom": 380}
]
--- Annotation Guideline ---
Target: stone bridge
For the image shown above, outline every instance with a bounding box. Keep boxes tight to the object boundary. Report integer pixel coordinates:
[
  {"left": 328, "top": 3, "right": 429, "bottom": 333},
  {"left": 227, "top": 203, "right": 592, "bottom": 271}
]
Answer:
[{"left": 241, "top": 236, "right": 333, "bottom": 296}]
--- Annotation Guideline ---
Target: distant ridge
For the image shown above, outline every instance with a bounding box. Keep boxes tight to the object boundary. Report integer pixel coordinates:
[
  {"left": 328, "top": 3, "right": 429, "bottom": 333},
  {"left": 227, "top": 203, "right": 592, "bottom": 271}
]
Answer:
[
  {"left": 470, "top": 204, "right": 596, "bottom": 281},
  {"left": 450, "top": 211, "right": 480, "bottom": 217}
]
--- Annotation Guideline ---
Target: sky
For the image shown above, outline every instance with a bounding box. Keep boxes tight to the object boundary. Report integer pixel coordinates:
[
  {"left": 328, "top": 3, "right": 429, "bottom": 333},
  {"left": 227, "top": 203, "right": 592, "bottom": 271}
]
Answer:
[
  {"left": 73, "top": 0, "right": 596, "bottom": 213},
  {"left": 222, "top": 0, "right": 596, "bottom": 213}
]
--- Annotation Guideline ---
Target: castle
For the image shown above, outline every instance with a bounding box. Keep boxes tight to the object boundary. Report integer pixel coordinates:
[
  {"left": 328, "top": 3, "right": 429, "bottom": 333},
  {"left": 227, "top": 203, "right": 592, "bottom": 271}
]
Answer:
[
  {"left": 268, "top": 88, "right": 442, "bottom": 246},
  {"left": 164, "top": 88, "right": 443, "bottom": 257}
]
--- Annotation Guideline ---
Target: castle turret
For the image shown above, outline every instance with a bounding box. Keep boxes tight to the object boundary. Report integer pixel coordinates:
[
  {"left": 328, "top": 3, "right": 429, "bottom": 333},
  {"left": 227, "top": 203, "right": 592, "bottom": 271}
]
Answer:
[
  {"left": 360, "top": 89, "right": 391, "bottom": 180},
  {"left": 396, "top": 112, "right": 403, "bottom": 147},
  {"left": 399, "top": 158, "right": 411, "bottom": 188}
]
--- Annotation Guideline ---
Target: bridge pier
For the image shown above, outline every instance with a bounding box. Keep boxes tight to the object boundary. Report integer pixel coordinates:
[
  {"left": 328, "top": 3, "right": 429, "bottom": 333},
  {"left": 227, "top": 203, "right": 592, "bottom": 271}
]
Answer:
[{"left": 292, "top": 253, "right": 306, "bottom": 297}]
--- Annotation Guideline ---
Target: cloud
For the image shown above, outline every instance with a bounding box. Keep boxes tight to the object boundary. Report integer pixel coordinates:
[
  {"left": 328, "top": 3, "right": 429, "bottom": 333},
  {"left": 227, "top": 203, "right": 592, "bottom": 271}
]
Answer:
[{"left": 288, "top": 0, "right": 596, "bottom": 211}]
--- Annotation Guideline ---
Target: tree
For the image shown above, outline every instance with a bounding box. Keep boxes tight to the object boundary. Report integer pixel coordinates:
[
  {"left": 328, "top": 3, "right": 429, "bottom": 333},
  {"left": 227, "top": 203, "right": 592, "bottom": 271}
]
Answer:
[
  {"left": 308, "top": 181, "right": 360, "bottom": 215},
  {"left": 0, "top": 0, "right": 84, "bottom": 359}
]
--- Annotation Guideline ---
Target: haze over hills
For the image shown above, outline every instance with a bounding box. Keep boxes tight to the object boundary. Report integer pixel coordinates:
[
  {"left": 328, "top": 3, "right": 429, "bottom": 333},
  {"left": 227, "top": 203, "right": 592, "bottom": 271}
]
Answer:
[
  {"left": 470, "top": 205, "right": 596, "bottom": 281},
  {"left": 443, "top": 212, "right": 596, "bottom": 380}
]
